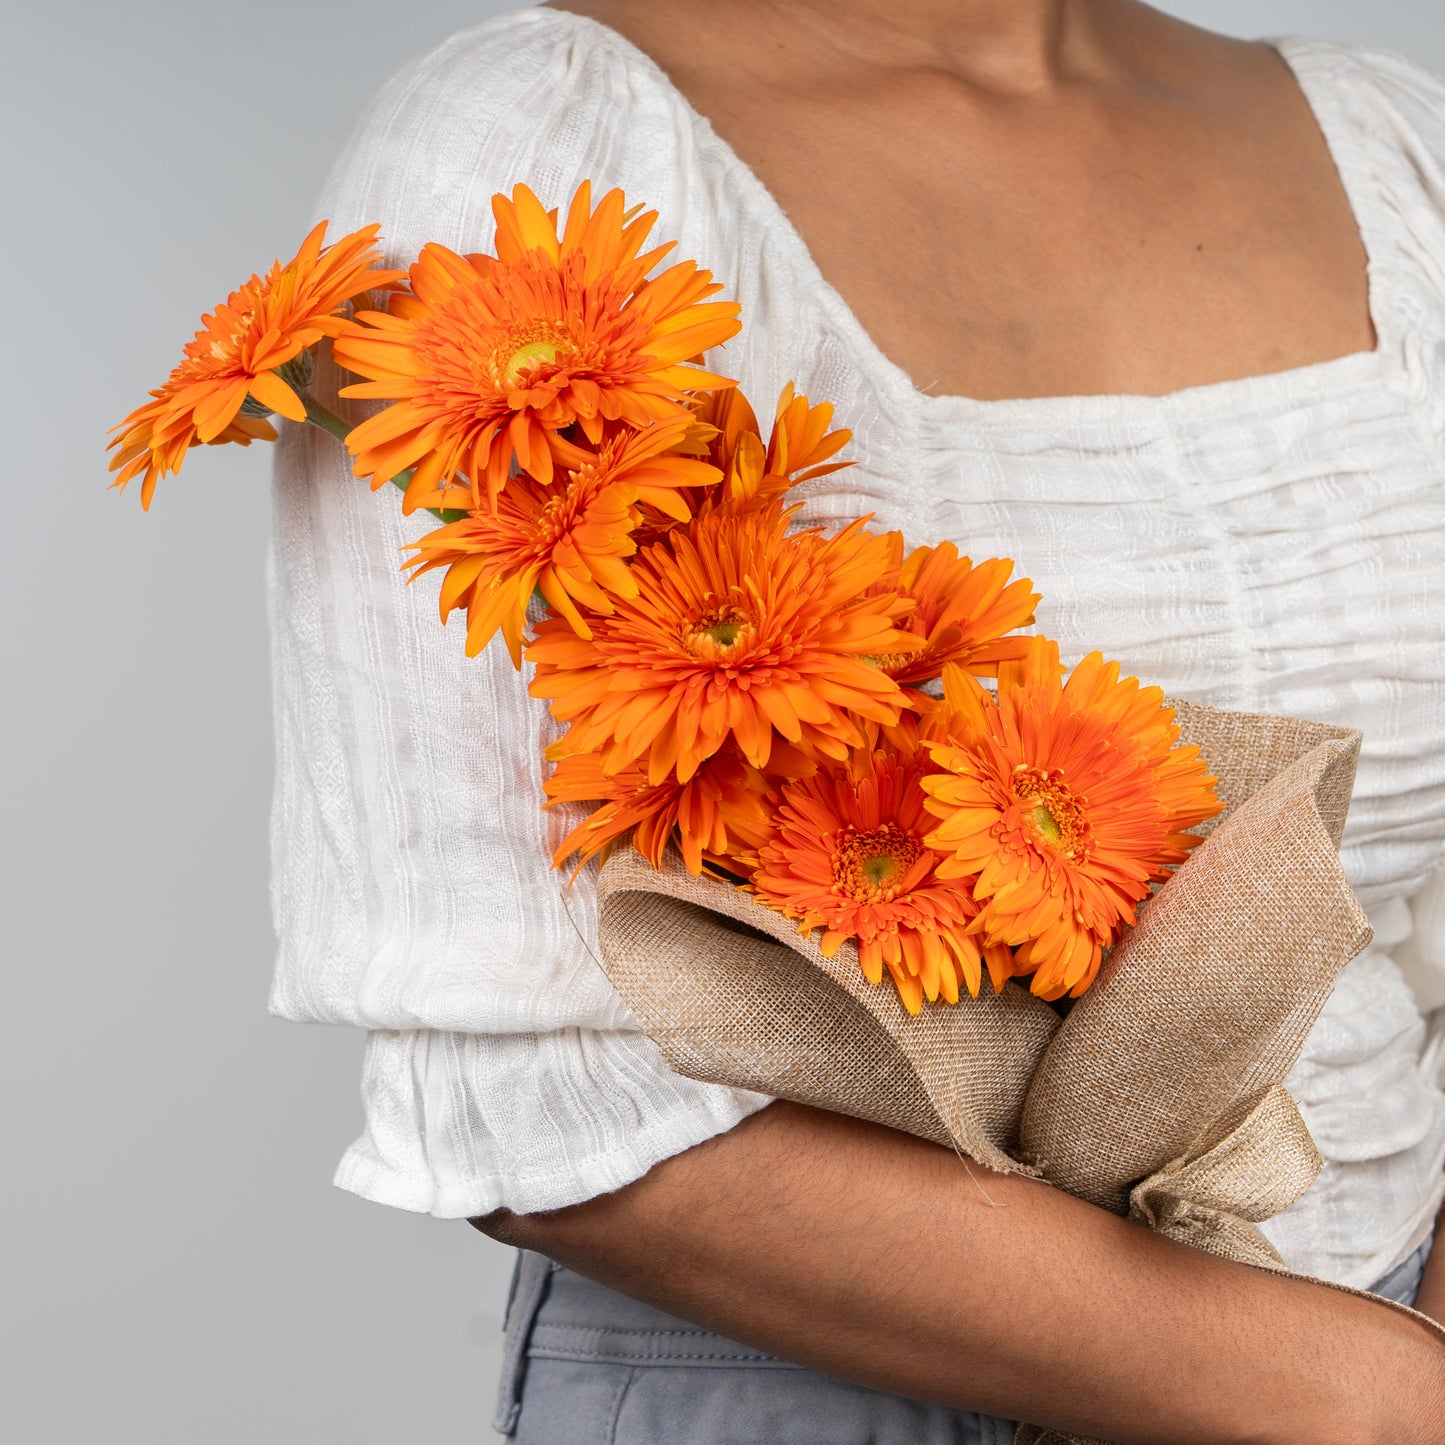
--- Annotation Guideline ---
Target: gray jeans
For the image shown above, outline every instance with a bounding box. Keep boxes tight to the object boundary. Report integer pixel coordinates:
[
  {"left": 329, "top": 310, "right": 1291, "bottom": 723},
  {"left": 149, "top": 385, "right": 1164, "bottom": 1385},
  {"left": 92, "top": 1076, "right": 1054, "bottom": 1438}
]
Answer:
[{"left": 495, "top": 1235, "right": 1434, "bottom": 1443}]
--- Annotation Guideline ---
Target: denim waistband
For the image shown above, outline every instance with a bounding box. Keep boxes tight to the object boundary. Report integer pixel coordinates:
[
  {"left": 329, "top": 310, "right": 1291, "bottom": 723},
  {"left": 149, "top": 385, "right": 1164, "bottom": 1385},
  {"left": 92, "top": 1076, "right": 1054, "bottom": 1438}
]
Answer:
[
  {"left": 506, "top": 1254, "right": 799, "bottom": 1371},
  {"left": 494, "top": 1231, "right": 1435, "bottom": 1435}
]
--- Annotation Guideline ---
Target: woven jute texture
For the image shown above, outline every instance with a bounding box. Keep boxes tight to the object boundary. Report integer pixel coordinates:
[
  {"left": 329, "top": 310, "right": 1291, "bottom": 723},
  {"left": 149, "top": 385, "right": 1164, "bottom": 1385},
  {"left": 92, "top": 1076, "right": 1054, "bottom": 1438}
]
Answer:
[
  {"left": 593, "top": 704, "right": 1440, "bottom": 1444},
  {"left": 1017, "top": 703, "right": 1368, "bottom": 1219},
  {"left": 595, "top": 857, "right": 1061, "bottom": 1174}
]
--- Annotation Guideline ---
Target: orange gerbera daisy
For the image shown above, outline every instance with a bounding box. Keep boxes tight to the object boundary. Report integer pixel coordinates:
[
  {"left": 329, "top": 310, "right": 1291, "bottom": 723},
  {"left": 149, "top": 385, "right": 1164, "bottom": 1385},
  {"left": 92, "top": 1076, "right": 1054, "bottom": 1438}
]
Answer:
[
  {"left": 545, "top": 741, "right": 776, "bottom": 877},
  {"left": 108, "top": 222, "right": 403, "bottom": 508},
  {"left": 642, "top": 384, "right": 853, "bottom": 540},
  {"left": 334, "top": 182, "right": 743, "bottom": 512},
  {"left": 868, "top": 537, "right": 1040, "bottom": 695},
  {"left": 527, "top": 507, "right": 923, "bottom": 785},
  {"left": 762, "top": 383, "right": 854, "bottom": 486},
  {"left": 920, "top": 638, "right": 1221, "bottom": 1000},
  {"left": 400, "top": 415, "right": 721, "bottom": 667},
  {"left": 749, "top": 733, "right": 1013, "bottom": 1013}
]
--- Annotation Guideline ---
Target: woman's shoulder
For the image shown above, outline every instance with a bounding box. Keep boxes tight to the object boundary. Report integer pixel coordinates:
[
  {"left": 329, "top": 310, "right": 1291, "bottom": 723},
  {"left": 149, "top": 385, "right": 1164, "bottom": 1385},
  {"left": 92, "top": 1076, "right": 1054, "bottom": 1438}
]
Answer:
[
  {"left": 318, "top": 6, "right": 688, "bottom": 251},
  {"left": 371, "top": 5, "right": 640, "bottom": 110},
  {"left": 1279, "top": 35, "right": 1445, "bottom": 174},
  {"left": 1282, "top": 34, "right": 1445, "bottom": 101},
  {"left": 352, "top": 5, "right": 637, "bottom": 118},
  {"left": 1279, "top": 35, "right": 1445, "bottom": 395}
]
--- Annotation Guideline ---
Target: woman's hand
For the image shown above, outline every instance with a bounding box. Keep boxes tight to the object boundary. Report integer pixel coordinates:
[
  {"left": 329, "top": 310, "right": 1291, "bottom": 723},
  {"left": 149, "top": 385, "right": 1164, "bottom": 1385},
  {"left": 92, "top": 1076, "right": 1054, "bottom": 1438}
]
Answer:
[{"left": 474, "top": 1101, "right": 1445, "bottom": 1445}]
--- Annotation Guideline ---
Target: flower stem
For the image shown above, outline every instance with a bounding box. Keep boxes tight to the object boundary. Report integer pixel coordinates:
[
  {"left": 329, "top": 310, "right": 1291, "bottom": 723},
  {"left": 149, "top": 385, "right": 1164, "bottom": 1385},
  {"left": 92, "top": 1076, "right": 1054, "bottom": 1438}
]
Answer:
[
  {"left": 298, "top": 393, "right": 353, "bottom": 444},
  {"left": 299, "top": 394, "right": 466, "bottom": 524}
]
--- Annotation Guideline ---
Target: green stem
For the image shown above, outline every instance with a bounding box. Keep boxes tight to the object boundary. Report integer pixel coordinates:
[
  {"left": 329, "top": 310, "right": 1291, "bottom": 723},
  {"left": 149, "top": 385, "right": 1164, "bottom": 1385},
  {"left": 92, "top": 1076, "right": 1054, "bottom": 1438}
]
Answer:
[
  {"left": 298, "top": 393, "right": 353, "bottom": 444},
  {"left": 299, "top": 395, "right": 467, "bottom": 525}
]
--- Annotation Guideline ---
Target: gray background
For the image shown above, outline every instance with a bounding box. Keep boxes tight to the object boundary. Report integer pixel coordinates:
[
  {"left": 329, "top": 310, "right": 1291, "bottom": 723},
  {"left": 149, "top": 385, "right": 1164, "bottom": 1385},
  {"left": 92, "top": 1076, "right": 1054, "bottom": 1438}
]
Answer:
[{"left": 5, "top": 2, "right": 1442, "bottom": 1440}]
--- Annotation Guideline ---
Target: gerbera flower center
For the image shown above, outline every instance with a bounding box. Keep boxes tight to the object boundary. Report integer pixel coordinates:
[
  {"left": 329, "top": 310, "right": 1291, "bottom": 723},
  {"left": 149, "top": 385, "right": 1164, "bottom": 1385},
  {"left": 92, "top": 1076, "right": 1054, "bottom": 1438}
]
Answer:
[
  {"left": 833, "top": 825, "right": 924, "bottom": 903},
  {"left": 684, "top": 607, "right": 755, "bottom": 661},
  {"left": 497, "top": 322, "right": 576, "bottom": 386},
  {"left": 1012, "top": 766, "right": 1091, "bottom": 860},
  {"left": 705, "top": 618, "right": 744, "bottom": 646}
]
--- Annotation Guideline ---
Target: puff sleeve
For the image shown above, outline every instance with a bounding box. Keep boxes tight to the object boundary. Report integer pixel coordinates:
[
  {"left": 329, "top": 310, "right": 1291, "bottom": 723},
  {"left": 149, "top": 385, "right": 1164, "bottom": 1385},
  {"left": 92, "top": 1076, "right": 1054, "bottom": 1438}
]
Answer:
[{"left": 266, "top": 9, "right": 770, "bottom": 1217}]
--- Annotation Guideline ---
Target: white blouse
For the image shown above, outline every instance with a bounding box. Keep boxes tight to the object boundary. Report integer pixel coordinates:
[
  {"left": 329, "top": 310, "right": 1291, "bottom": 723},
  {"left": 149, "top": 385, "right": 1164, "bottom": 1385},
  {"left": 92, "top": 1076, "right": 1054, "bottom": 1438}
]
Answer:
[{"left": 267, "top": 6, "right": 1445, "bottom": 1291}]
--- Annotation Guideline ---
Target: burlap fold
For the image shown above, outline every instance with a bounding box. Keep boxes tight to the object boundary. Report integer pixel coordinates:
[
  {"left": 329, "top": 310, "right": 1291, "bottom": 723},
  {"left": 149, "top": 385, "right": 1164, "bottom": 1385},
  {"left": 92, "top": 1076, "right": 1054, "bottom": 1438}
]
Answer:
[
  {"left": 1016, "top": 704, "right": 1370, "bottom": 1229},
  {"left": 591, "top": 703, "right": 1438, "bottom": 1443},
  {"left": 597, "top": 858, "right": 1060, "bottom": 1174}
]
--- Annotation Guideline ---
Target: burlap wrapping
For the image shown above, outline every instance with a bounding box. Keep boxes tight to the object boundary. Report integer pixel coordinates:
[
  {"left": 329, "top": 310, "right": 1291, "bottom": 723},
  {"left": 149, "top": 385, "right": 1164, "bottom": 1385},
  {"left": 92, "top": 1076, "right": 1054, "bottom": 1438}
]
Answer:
[{"left": 593, "top": 704, "right": 1441, "bottom": 1443}]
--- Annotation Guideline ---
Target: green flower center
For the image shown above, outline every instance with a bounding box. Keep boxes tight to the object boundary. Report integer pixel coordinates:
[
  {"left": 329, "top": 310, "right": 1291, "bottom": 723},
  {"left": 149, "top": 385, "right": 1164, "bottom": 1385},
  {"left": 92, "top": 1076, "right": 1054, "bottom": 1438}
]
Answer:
[
  {"left": 685, "top": 607, "right": 755, "bottom": 661},
  {"left": 704, "top": 618, "right": 744, "bottom": 648},
  {"left": 1012, "top": 766, "right": 1091, "bottom": 861},
  {"left": 861, "top": 853, "right": 900, "bottom": 887},
  {"left": 834, "top": 825, "right": 924, "bottom": 903},
  {"left": 1030, "top": 804, "right": 1062, "bottom": 844}
]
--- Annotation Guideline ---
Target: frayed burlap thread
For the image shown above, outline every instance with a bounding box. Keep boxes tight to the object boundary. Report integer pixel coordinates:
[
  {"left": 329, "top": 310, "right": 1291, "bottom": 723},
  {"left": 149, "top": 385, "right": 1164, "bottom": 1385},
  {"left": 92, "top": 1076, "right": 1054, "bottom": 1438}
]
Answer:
[{"left": 592, "top": 704, "right": 1443, "bottom": 1445}]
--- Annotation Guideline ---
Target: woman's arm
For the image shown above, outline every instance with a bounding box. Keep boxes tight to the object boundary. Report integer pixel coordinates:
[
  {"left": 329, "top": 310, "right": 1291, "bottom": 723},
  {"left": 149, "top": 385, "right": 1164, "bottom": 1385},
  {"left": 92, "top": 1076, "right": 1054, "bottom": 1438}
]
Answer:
[{"left": 475, "top": 1101, "right": 1445, "bottom": 1445}]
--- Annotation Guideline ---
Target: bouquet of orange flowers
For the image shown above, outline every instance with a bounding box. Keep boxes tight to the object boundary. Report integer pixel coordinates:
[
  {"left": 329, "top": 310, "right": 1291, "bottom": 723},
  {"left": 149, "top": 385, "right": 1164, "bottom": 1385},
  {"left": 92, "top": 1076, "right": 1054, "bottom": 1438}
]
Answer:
[
  {"left": 113, "top": 182, "right": 1432, "bottom": 1445},
  {"left": 110, "top": 181, "right": 1221, "bottom": 1015}
]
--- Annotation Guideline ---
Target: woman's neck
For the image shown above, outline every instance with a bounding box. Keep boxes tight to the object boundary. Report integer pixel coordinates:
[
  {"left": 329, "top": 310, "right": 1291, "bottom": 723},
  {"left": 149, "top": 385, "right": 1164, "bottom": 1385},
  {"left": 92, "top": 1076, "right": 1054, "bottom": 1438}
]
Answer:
[
  {"left": 742, "top": 0, "right": 1135, "bottom": 91},
  {"left": 542, "top": 0, "right": 1375, "bottom": 399}
]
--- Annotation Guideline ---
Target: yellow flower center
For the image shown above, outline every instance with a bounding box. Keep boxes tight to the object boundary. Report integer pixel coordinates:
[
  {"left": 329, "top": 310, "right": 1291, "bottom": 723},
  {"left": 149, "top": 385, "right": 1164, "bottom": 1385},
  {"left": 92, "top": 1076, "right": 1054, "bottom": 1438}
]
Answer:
[
  {"left": 1012, "top": 766, "right": 1090, "bottom": 860},
  {"left": 497, "top": 322, "right": 575, "bottom": 387},
  {"left": 1031, "top": 805, "right": 1062, "bottom": 843},
  {"left": 833, "top": 825, "right": 924, "bottom": 903},
  {"left": 685, "top": 608, "right": 755, "bottom": 661}
]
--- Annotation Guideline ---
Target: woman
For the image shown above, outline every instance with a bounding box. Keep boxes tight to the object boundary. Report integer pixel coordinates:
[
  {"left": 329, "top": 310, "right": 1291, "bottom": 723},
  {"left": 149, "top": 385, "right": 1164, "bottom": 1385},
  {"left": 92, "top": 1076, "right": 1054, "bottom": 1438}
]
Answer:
[{"left": 267, "top": 0, "right": 1445, "bottom": 1437}]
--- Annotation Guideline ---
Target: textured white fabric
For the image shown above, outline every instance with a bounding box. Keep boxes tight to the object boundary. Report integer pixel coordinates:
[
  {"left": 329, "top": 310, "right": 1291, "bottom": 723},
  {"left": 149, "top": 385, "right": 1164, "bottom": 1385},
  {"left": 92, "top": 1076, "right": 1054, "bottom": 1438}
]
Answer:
[{"left": 267, "top": 6, "right": 1445, "bottom": 1288}]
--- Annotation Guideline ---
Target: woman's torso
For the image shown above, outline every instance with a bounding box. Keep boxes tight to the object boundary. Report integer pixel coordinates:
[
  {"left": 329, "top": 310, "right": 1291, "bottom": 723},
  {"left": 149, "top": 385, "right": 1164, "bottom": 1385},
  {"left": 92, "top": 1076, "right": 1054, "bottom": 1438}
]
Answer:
[
  {"left": 537, "top": 5, "right": 1445, "bottom": 1287},
  {"left": 294, "top": 5, "right": 1445, "bottom": 1285}
]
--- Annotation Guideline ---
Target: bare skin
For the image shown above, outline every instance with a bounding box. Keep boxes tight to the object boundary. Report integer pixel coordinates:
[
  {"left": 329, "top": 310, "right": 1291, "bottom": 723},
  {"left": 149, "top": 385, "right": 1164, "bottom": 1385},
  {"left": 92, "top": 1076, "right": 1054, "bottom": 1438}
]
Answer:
[
  {"left": 473, "top": 0, "right": 1445, "bottom": 1436},
  {"left": 477, "top": 1103, "right": 1445, "bottom": 1443},
  {"left": 547, "top": 0, "right": 1374, "bottom": 402}
]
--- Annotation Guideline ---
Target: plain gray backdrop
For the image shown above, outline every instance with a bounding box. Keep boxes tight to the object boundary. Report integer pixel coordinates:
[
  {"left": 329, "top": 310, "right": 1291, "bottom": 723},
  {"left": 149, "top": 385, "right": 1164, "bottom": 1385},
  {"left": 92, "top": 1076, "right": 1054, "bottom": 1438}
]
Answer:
[{"left": 6, "top": 1, "right": 1443, "bottom": 1440}]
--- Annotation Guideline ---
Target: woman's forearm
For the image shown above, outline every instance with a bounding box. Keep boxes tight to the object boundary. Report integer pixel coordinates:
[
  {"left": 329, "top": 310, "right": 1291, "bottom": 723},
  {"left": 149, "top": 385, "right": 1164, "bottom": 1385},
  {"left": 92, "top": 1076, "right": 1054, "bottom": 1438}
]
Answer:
[{"left": 475, "top": 1101, "right": 1445, "bottom": 1445}]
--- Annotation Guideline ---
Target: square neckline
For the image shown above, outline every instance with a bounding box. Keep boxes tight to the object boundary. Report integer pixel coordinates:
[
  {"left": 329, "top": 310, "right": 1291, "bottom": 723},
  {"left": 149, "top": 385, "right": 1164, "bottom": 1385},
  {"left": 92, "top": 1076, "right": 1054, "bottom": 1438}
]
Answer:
[{"left": 539, "top": 8, "right": 1391, "bottom": 430}]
